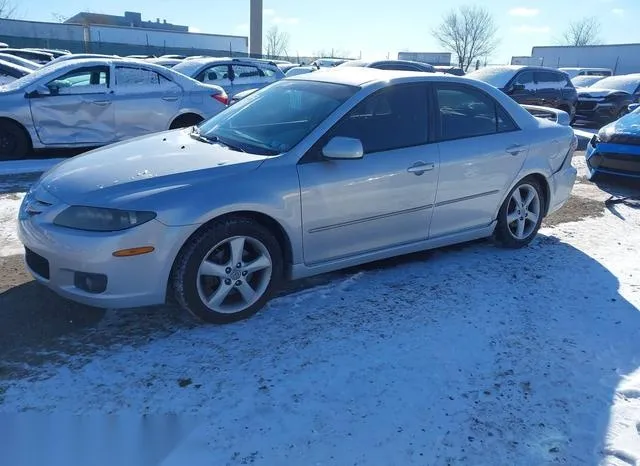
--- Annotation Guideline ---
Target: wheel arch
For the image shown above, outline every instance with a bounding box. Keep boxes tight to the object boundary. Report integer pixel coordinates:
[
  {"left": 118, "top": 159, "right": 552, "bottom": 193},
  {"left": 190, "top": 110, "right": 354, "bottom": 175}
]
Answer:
[
  {"left": 496, "top": 172, "right": 552, "bottom": 222},
  {"left": 0, "top": 116, "right": 34, "bottom": 149},
  {"left": 168, "top": 111, "right": 205, "bottom": 130},
  {"left": 166, "top": 210, "right": 294, "bottom": 299}
]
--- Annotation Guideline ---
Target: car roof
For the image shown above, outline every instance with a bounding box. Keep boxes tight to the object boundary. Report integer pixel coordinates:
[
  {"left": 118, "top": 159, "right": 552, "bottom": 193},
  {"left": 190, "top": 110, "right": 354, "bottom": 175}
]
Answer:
[{"left": 290, "top": 67, "right": 472, "bottom": 87}]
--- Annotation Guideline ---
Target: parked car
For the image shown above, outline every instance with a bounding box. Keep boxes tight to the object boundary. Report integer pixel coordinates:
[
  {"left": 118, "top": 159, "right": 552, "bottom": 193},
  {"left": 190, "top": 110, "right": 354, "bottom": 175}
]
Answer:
[
  {"left": 0, "top": 48, "right": 54, "bottom": 64},
  {"left": 434, "top": 66, "right": 465, "bottom": 76},
  {"left": 559, "top": 67, "right": 612, "bottom": 79},
  {"left": 26, "top": 48, "right": 71, "bottom": 59},
  {"left": 586, "top": 103, "right": 640, "bottom": 179},
  {"left": 0, "top": 60, "right": 31, "bottom": 84},
  {"left": 574, "top": 74, "right": 640, "bottom": 124},
  {"left": 172, "top": 57, "right": 284, "bottom": 98},
  {"left": 311, "top": 58, "right": 347, "bottom": 68},
  {"left": 0, "top": 53, "right": 41, "bottom": 70},
  {"left": 148, "top": 58, "right": 183, "bottom": 68},
  {"left": 571, "top": 75, "right": 605, "bottom": 88},
  {"left": 285, "top": 65, "right": 318, "bottom": 77},
  {"left": 467, "top": 66, "right": 578, "bottom": 119},
  {"left": 0, "top": 58, "right": 228, "bottom": 160},
  {"left": 337, "top": 59, "right": 435, "bottom": 72},
  {"left": 277, "top": 63, "right": 299, "bottom": 74},
  {"left": 17, "top": 69, "right": 577, "bottom": 324}
]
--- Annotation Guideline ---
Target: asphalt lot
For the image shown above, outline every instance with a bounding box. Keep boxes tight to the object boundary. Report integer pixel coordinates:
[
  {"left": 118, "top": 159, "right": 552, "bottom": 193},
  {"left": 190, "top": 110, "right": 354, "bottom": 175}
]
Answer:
[{"left": 0, "top": 150, "right": 638, "bottom": 381}]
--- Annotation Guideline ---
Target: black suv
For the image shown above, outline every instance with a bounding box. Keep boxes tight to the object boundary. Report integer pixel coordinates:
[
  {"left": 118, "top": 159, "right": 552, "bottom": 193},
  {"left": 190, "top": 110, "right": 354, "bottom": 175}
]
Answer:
[{"left": 468, "top": 66, "right": 578, "bottom": 119}]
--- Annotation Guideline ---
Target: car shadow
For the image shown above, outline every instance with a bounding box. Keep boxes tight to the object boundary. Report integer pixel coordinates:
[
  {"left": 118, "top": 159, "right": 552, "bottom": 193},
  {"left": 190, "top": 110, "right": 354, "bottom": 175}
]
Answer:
[{"left": 0, "top": 232, "right": 638, "bottom": 463}]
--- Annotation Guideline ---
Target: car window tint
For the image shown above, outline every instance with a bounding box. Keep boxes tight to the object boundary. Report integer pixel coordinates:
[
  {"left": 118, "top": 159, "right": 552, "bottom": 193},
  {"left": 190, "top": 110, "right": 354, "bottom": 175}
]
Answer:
[
  {"left": 115, "top": 67, "right": 162, "bottom": 86},
  {"left": 262, "top": 67, "right": 276, "bottom": 77},
  {"left": 436, "top": 85, "right": 517, "bottom": 140},
  {"left": 514, "top": 71, "right": 535, "bottom": 88},
  {"left": 536, "top": 71, "right": 562, "bottom": 89},
  {"left": 232, "top": 64, "right": 264, "bottom": 84},
  {"left": 47, "top": 66, "right": 109, "bottom": 94},
  {"left": 200, "top": 65, "right": 230, "bottom": 84},
  {"left": 328, "top": 84, "right": 428, "bottom": 154}
]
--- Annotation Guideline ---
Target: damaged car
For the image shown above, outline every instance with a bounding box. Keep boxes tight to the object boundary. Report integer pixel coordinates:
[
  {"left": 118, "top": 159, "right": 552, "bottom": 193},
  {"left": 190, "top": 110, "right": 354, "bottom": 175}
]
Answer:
[{"left": 575, "top": 74, "right": 640, "bottom": 124}]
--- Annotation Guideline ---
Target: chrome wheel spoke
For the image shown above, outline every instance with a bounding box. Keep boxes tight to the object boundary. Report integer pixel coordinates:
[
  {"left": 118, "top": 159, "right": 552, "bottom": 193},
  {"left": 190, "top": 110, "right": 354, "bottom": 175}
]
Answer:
[
  {"left": 526, "top": 210, "right": 539, "bottom": 225},
  {"left": 236, "top": 281, "right": 256, "bottom": 303},
  {"left": 198, "top": 260, "right": 228, "bottom": 278},
  {"left": 207, "top": 282, "right": 234, "bottom": 308},
  {"left": 507, "top": 211, "right": 520, "bottom": 224},
  {"left": 523, "top": 190, "right": 536, "bottom": 208},
  {"left": 516, "top": 218, "right": 526, "bottom": 238},
  {"left": 512, "top": 187, "right": 524, "bottom": 207},
  {"left": 229, "top": 237, "right": 246, "bottom": 266},
  {"left": 244, "top": 254, "right": 271, "bottom": 274}
]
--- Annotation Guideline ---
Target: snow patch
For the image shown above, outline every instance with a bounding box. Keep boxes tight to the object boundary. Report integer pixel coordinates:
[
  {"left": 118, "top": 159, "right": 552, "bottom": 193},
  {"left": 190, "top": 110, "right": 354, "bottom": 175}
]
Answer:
[{"left": 0, "top": 193, "right": 24, "bottom": 257}]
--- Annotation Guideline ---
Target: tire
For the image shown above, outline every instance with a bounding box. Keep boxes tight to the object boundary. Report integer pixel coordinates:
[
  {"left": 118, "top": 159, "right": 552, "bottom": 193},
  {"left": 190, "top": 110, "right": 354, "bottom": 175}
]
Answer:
[
  {"left": 493, "top": 177, "right": 545, "bottom": 249},
  {"left": 171, "top": 217, "right": 283, "bottom": 324},
  {"left": 169, "top": 114, "right": 204, "bottom": 130},
  {"left": 0, "top": 120, "right": 30, "bottom": 161}
]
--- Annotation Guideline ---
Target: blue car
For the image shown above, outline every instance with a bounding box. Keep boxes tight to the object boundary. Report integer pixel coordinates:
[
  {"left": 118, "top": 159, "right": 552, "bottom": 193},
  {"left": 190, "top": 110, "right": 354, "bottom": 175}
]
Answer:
[{"left": 586, "top": 104, "right": 640, "bottom": 179}]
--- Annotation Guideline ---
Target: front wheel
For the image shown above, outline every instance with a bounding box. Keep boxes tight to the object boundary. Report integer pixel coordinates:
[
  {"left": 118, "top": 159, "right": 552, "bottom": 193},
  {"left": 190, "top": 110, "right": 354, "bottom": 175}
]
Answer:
[
  {"left": 493, "top": 178, "right": 545, "bottom": 248},
  {"left": 171, "top": 218, "right": 283, "bottom": 324},
  {"left": 0, "top": 121, "right": 30, "bottom": 161}
]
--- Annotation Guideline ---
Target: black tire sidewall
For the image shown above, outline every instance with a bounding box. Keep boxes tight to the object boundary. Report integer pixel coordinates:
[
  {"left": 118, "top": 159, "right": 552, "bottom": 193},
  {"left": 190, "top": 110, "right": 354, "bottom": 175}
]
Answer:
[
  {"left": 494, "top": 178, "right": 545, "bottom": 248},
  {"left": 173, "top": 218, "right": 283, "bottom": 324},
  {"left": 0, "top": 122, "right": 29, "bottom": 160},
  {"left": 170, "top": 115, "right": 203, "bottom": 130}
]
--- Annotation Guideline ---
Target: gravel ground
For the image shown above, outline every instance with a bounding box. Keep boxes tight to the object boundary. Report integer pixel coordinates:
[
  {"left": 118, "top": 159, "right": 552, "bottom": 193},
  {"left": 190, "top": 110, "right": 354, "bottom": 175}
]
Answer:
[{"left": 0, "top": 151, "right": 638, "bottom": 381}]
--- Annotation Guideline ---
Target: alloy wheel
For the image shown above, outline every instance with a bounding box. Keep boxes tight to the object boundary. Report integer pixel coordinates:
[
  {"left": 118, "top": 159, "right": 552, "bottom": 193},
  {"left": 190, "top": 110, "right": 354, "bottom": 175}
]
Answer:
[
  {"left": 196, "top": 235, "right": 273, "bottom": 314},
  {"left": 506, "top": 183, "right": 541, "bottom": 240}
]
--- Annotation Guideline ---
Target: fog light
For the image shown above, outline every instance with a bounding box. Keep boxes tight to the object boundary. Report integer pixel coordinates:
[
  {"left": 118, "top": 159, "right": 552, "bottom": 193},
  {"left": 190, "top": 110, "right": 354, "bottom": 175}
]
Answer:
[{"left": 74, "top": 272, "right": 108, "bottom": 294}]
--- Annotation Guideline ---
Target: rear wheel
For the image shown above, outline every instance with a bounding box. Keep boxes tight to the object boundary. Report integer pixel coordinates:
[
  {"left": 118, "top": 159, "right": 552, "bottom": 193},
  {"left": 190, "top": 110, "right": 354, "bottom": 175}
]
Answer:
[
  {"left": 169, "top": 114, "right": 204, "bottom": 130},
  {"left": 171, "top": 217, "right": 283, "bottom": 324},
  {"left": 493, "top": 178, "right": 545, "bottom": 249},
  {"left": 0, "top": 120, "right": 30, "bottom": 161}
]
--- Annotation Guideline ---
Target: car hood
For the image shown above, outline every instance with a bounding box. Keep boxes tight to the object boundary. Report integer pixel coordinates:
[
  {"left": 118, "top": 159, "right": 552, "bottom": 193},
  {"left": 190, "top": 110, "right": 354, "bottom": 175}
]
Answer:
[
  {"left": 602, "top": 111, "right": 640, "bottom": 135},
  {"left": 577, "top": 88, "right": 629, "bottom": 99},
  {"left": 39, "top": 129, "right": 269, "bottom": 205}
]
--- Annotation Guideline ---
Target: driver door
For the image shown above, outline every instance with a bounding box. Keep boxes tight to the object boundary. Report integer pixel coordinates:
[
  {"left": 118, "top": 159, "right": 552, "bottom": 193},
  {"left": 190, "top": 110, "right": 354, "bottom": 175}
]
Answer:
[{"left": 29, "top": 65, "right": 115, "bottom": 145}]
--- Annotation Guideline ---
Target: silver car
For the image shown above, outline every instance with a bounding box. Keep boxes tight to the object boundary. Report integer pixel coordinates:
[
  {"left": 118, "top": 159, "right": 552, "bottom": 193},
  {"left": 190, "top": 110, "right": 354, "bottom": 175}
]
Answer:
[
  {"left": 172, "top": 57, "right": 285, "bottom": 98},
  {"left": 18, "top": 69, "right": 577, "bottom": 324},
  {"left": 0, "top": 58, "right": 228, "bottom": 160}
]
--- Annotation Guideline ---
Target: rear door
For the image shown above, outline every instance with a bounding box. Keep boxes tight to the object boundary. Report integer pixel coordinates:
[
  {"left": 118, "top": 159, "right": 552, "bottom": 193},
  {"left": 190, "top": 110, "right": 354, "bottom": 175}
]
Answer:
[
  {"left": 29, "top": 65, "right": 115, "bottom": 145},
  {"left": 430, "top": 83, "right": 527, "bottom": 237},
  {"left": 535, "top": 70, "right": 563, "bottom": 108},
  {"left": 112, "top": 65, "right": 183, "bottom": 139}
]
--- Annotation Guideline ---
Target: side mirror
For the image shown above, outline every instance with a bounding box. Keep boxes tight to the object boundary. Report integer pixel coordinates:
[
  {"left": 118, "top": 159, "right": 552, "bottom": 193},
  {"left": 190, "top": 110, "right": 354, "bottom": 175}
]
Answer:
[
  {"left": 322, "top": 137, "right": 364, "bottom": 160},
  {"left": 628, "top": 103, "right": 640, "bottom": 113},
  {"left": 511, "top": 83, "right": 526, "bottom": 93},
  {"left": 28, "top": 84, "right": 52, "bottom": 98}
]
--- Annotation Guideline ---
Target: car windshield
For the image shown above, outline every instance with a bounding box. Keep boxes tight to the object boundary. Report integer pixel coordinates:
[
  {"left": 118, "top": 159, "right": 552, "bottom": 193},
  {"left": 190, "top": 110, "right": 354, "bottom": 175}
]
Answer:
[
  {"left": 197, "top": 79, "right": 358, "bottom": 155},
  {"left": 467, "top": 67, "right": 520, "bottom": 88},
  {"left": 572, "top": 75, "right": 605, "bottom": 88},
  {"left": 591, "top": 75, "right": 640, "bottom": 94}
]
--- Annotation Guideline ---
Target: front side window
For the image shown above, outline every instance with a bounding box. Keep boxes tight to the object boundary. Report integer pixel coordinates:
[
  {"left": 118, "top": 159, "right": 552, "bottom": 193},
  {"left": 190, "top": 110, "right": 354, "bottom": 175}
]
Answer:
[
  {"left": 513, "top": 71, "right": 535, "bottom": 89},
  {"left": 47, "top": 66, "right": 109, "bottom": 94},
  {"left": 326, "top": 84, "right": 429, "bottom": 154},
  {"left": 197, "top": 80, "right": 358, "bottom": 155},
  {"left": 436, "top": 85, "right": 518, "bottom": 141}
]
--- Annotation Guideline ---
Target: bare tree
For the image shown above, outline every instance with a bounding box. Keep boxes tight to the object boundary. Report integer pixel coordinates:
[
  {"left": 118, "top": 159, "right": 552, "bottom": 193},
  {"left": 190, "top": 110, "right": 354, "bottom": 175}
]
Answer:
[
  {"left": 0, "top": 0, "right": 17, "bottom": 18},
  {"left": 313, "top": 48, "right": 351, "bottom": 59},
  {"left": 264, "top": 26, "right": 289, "bottom": 59},
  {"left": 562, "top": 17, "right": 602, "bottom": 46},
  {"left": 432, "top": 5, "right": 499, "bottom": 72},
  {"left": 51, "top": 12, "right": 68, "bottom": 23}
]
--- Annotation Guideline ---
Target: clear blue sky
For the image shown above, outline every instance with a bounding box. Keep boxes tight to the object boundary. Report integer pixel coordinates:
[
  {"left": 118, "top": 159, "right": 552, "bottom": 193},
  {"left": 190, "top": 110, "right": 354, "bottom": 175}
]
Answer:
[{"left": 16, "top": 0, "right": 640, "bottom": 62}]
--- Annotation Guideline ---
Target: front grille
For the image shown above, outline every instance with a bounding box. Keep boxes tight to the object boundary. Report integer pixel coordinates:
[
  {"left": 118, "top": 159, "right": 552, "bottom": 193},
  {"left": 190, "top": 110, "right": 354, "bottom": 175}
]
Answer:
[
  {"left": 25, "top": 248, "right": 50, "bottom": 279},
  {"left": 608, "top": 134, "right": 640, "bottom": 146},
  {"left": 591, "top": 152, "right": 640, "bottom": 176},
  {"left": 577, "top": 101, "right": 598, "bottom": 111}
]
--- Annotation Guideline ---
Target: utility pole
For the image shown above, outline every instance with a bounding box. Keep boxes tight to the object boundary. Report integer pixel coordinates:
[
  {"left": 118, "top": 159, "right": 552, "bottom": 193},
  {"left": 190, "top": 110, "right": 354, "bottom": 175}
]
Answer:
[{"left": 249, "top": 0, "right": 263, "bottom": 57}]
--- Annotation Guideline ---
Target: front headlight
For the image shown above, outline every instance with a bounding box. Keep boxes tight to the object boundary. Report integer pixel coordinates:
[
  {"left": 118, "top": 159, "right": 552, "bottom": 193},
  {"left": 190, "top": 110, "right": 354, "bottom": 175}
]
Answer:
[
  {"left": 597, "top": 125, "right": 615, "bottom": 143},
  {"left": 53, "top": 206, "right": 156, "bottom": 232}
]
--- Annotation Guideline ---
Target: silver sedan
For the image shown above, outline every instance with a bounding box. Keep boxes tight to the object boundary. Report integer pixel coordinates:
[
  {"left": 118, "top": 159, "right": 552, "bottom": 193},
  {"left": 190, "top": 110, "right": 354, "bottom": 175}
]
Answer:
[
  {"left": 0, "top": 58, "right": 228, "bottom": 160},
  {"left": 19, "top": 69, "right": 577, "bottom": 324}
]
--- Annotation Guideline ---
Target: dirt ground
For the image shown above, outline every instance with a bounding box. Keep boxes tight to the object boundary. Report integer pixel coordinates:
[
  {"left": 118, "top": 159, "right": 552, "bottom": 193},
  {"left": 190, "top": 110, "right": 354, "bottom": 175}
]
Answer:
[{"left": 0, "top": 151, "right": 638, "bottom": 380}]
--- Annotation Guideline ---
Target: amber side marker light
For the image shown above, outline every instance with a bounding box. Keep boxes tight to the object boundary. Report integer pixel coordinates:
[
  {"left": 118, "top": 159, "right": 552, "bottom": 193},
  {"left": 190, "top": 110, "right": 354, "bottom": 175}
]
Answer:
[{"left": 112, "top": 246, "right": 155, "bottom": 257}]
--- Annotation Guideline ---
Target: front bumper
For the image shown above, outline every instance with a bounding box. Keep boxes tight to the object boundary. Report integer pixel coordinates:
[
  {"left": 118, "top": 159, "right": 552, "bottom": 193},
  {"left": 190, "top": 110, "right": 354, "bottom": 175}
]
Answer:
[
  {"left": 575, "top": 102, "right": 618, "bottom": 122},
  {"left": 585, "top": 140, "right": 640, "bottom": 179},
  {"left": 17, "top": 188, "right": 194, "bottom": 309}
]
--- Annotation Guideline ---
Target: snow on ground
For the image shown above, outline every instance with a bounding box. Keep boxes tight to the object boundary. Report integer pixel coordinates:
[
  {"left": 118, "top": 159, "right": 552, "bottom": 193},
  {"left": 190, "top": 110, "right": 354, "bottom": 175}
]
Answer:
[
  {"left": 0, "top": 193, "right": 24, "bottom": 257},
  {"left": 0, "top": 158, "right": 64, "bottom": 176},
  {"left": 1, "top": 200, "right": 639, "bottom": 465}
]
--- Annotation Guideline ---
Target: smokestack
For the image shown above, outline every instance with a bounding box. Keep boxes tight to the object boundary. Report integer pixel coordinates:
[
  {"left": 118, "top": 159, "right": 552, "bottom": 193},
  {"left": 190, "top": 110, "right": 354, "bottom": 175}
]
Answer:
[{"left": 250, "top": 0, "right": 263, "bottom": 57}]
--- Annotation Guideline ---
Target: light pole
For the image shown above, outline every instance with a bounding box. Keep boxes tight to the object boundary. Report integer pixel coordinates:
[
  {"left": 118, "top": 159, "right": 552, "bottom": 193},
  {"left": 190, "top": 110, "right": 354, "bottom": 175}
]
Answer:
[{"left": 249, "top": 0, "right": 263, "bottom": 57}]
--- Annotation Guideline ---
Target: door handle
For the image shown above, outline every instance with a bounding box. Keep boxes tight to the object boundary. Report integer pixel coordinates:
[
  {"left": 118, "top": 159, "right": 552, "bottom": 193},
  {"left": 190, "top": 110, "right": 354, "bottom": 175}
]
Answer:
[
  {"left": 91, "top": 100, "right": 111, "bottom": 106},
  {"left": 407, "top": 161, "right": 435, "bottom": 175},
  {"left": 162, "top": 96, "right": 179, "bottom": 101},
  {"left": 506, "top": 144, "right": 526, "bottom": 156}
]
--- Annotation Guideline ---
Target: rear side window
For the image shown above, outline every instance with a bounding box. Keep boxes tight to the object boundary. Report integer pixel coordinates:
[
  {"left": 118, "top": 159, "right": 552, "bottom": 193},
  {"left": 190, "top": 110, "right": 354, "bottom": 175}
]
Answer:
[
  {"left": 115, "top": 67, "right": 165, "bottom": 87},
  {"left": 535, "top": 71, "right": 564, "bottom": 89},
  {"left": 435, "top": 84, "right": 518, "bottom": 141},
  {"left": 327, "top": 84, "right": 429, "bottom": 154}
]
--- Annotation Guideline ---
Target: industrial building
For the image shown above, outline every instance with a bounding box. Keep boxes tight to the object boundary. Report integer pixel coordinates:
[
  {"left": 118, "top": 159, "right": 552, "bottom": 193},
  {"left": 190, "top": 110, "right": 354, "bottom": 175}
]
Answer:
[
  {"left": 64, "top": 11, "right": 188, "bottom": 32},
  {"left": 513, "top": 44, "right": 640, "bottom": 75},
  {"left": 0, "top": 15, "right": 248, "bottom": 58}
]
